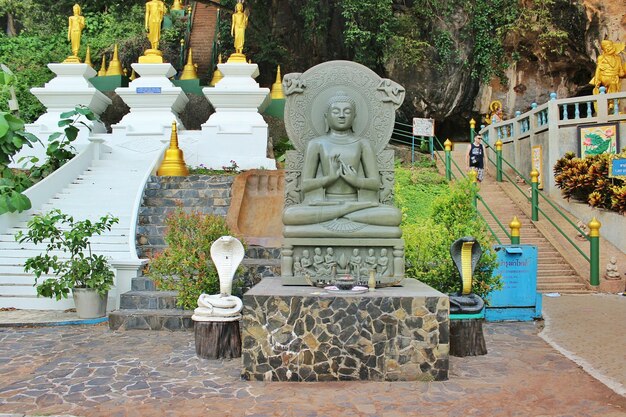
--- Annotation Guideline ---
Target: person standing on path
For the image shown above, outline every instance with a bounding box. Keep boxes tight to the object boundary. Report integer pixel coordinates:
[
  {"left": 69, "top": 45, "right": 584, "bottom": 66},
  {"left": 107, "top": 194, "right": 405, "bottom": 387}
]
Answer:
[{"left": 466, "top": 135, "right": 486, "bottom": 182}]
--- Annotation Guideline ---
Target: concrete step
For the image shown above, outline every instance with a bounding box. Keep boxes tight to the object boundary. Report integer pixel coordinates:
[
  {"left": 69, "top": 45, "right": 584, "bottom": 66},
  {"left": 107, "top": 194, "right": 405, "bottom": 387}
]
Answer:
[
  {"left": 119, "top": 290, "right": 179, "bottom": 310},
  {"left": 0, "top": 293, "right": 75, "bottom": 310},
  {"left": 108, "top": 308, "right": 193, "bottom": 331}
]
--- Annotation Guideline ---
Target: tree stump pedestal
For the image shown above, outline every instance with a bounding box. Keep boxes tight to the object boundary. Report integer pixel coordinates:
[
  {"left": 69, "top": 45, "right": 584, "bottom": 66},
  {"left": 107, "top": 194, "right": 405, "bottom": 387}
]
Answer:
[
  {"left": 194, "top": 319, "right": 242, "bottom": 359},
  {"left": 449, "top": 316, "right": 487, "bottom": 357}
]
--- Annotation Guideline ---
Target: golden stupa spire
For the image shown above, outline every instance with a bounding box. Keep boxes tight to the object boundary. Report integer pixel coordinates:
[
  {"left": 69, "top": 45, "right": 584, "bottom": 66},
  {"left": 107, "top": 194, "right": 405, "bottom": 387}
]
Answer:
[
  {"left": 157, "top": 122, "right": 189, "bottom": 176},
  {"left": 97, "top": 55, "right": 107, "bottom": 77},
  {"left": 171, "top": 0, "right": 183, "bottom": 10},
  {"left": 130, "top": 68, "right": 137, "bottom": 81},
  {"left": 209, "top": 54, "right": 224, "bottom": 86},
  {"left": 85, "top": 46, "right": 93, "bottom": 68},
  {"left": 180, "top": 48, "right": 198, "bottom": 80},
  {"left": 270, "top": 65, "right": 284, "bottom": 99},
  {"left": 106, "top": 44, "right": 123, "bottom": 76}
]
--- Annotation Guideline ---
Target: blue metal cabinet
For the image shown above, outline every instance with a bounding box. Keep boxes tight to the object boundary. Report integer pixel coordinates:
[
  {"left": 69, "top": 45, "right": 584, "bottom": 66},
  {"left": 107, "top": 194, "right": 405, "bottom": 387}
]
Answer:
[{"left": 485, "top": 245, "right": 542, "bottom": 321}]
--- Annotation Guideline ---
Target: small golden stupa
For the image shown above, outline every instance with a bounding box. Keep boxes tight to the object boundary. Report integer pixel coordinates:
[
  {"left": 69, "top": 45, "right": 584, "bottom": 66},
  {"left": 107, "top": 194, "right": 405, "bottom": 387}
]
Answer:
[
  {"left": 157, "top": 122, "right": 189, "bottom": 176},
  {"left": 171, "top": 0, "right": 184, "bottom": 11},
  {"left": 209, "top": 54, "right": 224, "bottom": 86},
  {"left": 106, "top": 44, "right": 123, "bottom": 76},
  {"left": 180, "top": 48, "right": 198, "bottom": 80},
  {"left": 97, "top": 55, "right": 107, "bottom": 77},
  {"left": 85, "top": 46, "right": 93, "bottom": 68},
  {"left": 270, "top": 65, "right": 284, "bottom": 99}
]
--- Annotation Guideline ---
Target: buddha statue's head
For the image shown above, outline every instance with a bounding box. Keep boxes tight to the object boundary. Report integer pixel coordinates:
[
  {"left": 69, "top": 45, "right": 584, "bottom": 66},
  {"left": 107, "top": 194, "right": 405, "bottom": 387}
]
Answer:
[
  {"left": 73, "top": 3, "right": 81, "bottom": 15},
  {"left": 235, "top": 2, "right": 243, "bottom": 12},
  {"left": 325, "top": 91, "right": 356, "bottom": 133},
  {"left": 601, "top": 40, "right": 615, "bottom": 54}
]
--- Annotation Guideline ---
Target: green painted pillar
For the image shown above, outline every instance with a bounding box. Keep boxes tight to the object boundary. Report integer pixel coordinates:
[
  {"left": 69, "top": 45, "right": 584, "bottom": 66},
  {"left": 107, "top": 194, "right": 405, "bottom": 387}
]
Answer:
[
  {"left": 469, "top": 118, "right": 476, "bottom": 142},
  {"left": 444, "top": 139, "right": 452, "bottom": 181},
  {"left": 530, "top": 169, "right": 539, "bottom": 221},
  {"left": 588, "top": 217, "right": 601, "bottom": 286},
  {"left": 509, "top": 216, "right": 521, "bottom": 245},
  {"left": 495, "top": 139, "right": 503, "bottom": 182}
]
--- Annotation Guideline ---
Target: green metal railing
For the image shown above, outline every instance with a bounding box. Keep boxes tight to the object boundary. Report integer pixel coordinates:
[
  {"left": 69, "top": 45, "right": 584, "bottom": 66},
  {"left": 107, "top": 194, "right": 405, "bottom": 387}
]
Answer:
[{"left": 479, "top": 130, "right": 600, "bottom": 285}]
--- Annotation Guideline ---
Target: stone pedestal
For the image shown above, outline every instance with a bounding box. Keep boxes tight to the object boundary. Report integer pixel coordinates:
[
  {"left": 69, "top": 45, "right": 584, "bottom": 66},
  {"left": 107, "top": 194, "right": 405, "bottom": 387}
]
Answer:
[
  {"left": 200, "top": 63, "right": 275, "bottom": 170},
  {"left": 19, "top": 64, "right": 111, "bottom": 165},
  {"left": 242, "top": 277, "right": 449, "bottom": 382},
  {"left": 113, "top": 64, "right": 189, "bottom": 135}
]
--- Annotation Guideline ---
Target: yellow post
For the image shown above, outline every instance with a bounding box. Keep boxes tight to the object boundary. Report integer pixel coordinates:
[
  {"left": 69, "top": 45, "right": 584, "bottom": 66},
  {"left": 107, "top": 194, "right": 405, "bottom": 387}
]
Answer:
[
  {"left": 509, "top": 216, "right": 521, "bottom": 244},
  {"left": 588, "top": 217, "right": 601, "bottom": 286},
  {"left": 444, "top": 139, "right": 452, "bottom": 181},
  {"left": 530, "top": 169, "right": 539, "bottom": 221},
  {"left": 495, "top": 139, "right": 503, "bottom": 182}
]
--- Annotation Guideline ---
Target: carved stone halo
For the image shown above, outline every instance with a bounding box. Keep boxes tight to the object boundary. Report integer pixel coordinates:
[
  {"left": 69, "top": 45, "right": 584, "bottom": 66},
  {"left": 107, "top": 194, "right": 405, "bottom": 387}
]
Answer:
[{"left": 283, "top": 60, "right": 405, "bottom": 154}]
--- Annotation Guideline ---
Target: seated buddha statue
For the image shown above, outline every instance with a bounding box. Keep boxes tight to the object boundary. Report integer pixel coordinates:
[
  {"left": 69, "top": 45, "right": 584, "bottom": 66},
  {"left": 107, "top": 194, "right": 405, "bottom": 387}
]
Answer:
[{"left": 282, "top": 91, "right": 402, "bottom": 238}]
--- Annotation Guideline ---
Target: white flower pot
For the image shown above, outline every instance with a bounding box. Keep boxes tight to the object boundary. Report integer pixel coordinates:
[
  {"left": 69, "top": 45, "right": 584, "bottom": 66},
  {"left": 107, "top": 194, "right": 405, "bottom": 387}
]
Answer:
[{"left": 72, "top": 288, "right": 108, "bottom": 319}]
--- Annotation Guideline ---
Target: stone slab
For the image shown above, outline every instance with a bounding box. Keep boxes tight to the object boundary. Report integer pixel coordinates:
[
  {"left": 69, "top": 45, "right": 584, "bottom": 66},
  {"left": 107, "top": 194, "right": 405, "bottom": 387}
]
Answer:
[{"left": 242, "top": 277, "right": 449, "bottom": 382}]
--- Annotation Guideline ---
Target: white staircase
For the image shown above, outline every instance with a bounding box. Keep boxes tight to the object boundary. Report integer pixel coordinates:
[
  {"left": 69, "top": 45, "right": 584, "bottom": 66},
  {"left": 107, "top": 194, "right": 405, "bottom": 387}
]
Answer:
[{"left": 0, "top": 141, "right": 162, "bottom": 310}]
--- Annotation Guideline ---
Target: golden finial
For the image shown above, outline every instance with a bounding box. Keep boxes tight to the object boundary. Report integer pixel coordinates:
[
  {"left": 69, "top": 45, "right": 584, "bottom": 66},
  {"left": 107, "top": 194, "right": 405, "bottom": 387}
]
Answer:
[
  {"left": 209, "top": 54, "right": 224, "bottom": 86},
  {"left": 84, "top": 46, "right": 93, "bottom": 68},
  {"left": 588, "top": 217, "right": 601, "bottom": 237},
  {"left": 97, "top": 55, "right": 107, "bottom": 76},
  {"left": 444, "top": 139, "right": 452, "bottom": 151},
  {"left": 157, "top": 122, "right": 189, "bottom": 176},
  {"left": 469, "top": 118, "right": 476, "bottom": 129},
  {"left": 180, "top": 48, "right": 198, "bottom": 80},
  {"left": 270, "top": 65, "right": 284, "bottom": 99},
  {"left": 495, "top": 139, "right": 503, "bottom": 151},
  {"left": 130, "top": 68, "right": 137, "bottom": 81},
  {"left": 123, "top": 68, "right": 128, "bottom": 77},
  {"left": 530, "top": 169, "right": 539, "bottom": 183},
  {"left": 509, "top": 216, "right": 521, "bottom": 238},
  {"left": 106, "top": 44, "right": 123, "bottom": 76}
]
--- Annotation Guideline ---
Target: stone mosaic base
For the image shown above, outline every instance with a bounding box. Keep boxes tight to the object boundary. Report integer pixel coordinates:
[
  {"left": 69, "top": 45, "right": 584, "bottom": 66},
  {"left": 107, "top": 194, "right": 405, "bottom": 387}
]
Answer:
[{"left": 242, "top": 277, "right": 449, "bottom": 382}]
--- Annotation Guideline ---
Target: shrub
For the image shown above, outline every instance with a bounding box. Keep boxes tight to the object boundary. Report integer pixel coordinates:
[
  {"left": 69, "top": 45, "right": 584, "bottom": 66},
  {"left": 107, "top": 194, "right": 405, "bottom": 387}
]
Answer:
[
  {"left": 148, "top": 206, "right": 244, "bottom": 310},
  {"left": 554, "top": 151, "right": 626, "bottom": 213},
  {"left": 16, "top": 210, "right": 118, "bottom": 300},
  {"left": 400, "top": 176, "right": 501, "bottom": 299}
]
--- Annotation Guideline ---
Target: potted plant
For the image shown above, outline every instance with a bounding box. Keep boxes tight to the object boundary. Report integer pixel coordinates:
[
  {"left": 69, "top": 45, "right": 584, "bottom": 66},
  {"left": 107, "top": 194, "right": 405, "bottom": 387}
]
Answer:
[{"left": 15, "top": 209, "right": 119, "bottom": 318}]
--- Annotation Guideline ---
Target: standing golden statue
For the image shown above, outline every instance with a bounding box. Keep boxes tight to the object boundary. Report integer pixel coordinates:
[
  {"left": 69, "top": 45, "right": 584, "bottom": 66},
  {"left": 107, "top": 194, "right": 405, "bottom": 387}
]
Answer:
[
  {"left": 590, "top": 40, "right": 626, "bottom": 95},
  {"left": 228, "top": 2, "right": 248, "bottom": 63},
  {"left": 64, "top": 4, "right": 85, "bottom": 63},
  {"left": 140, "top": 0, "right": 167, "bottom": 63}
]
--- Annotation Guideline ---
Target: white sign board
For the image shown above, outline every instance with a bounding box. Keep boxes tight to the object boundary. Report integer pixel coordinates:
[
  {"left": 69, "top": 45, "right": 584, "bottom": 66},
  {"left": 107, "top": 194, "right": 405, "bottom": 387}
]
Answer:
[{"left": 412, "top": 118, "right": 435, "bottom": 136}]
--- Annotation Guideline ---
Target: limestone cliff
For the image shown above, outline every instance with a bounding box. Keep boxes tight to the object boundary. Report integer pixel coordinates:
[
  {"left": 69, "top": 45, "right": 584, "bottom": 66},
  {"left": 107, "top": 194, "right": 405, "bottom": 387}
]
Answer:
[{"left": 245, "top": 0, "right": 624, "bottom": 140}]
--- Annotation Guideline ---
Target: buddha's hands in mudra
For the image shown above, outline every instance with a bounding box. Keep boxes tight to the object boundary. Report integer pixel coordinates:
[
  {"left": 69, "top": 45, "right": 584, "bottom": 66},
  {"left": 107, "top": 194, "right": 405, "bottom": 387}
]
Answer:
[{"left": 338, "top": 159, "right": 360, "bottom": 187}]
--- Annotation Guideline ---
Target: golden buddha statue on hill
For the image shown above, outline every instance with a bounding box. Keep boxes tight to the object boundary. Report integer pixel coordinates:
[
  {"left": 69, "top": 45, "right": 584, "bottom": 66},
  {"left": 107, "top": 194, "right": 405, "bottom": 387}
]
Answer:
[
  {"left": 590, "top": 40, "right": 626, "bottom": 95},
  {"left": 64, "top": 4, "right": 85, "bottom": 63},
  {"left": 228, "top": 2, "right": 248, "bottom": 63}
]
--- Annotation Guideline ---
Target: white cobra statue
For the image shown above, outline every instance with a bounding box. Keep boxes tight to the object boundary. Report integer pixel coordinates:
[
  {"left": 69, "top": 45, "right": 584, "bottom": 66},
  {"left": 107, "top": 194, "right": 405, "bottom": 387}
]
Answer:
[{"left": 191, "top": 236, "right": 245, "bottom": 322}]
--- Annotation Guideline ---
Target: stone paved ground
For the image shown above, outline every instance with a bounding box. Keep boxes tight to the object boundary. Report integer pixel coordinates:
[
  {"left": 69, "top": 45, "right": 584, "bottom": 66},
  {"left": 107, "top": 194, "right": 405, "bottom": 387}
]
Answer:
[{"left": 1, "top": 322, "right": 625, "bottom": 417}]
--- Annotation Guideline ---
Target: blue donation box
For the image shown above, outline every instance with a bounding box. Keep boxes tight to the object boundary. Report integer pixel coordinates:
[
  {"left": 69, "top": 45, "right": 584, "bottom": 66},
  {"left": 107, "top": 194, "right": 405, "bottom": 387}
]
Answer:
[{"left": 485, "top": 245, "right": 542, "bottom": 321}]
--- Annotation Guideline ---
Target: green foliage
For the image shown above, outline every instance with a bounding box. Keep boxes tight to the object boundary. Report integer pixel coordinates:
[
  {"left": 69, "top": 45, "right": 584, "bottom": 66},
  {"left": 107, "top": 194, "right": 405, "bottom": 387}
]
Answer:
[
  {"left": 149, "top": 206, "right": 244, "bottom": 310},
  {"left": 511, "top": 0, "right": 570, "bottom": 57},
  {"left": 15, "top": 209, "right": 118, "bottom": 300},
  {"left": 398, "top": 174, "right": 501, "bottom": 299},
  {"left": 464, "top": 0, "right": 519, "bottom": 83},
  {"left": 341, "top": 0, "right": 395, "bottom": 69},
  {"left": 554, "top": 151, "right": 626, "bottom": 213},
  {"left": 395, "top": 163, "right": 448, "bottom": 224},
  {"left": 0, "top": 106, "right": 95, "bottom": 215}
]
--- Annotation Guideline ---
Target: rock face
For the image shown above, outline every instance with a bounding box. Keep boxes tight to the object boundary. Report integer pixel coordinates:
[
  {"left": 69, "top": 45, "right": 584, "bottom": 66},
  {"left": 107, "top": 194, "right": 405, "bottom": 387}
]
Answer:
[{"left": 247, "top": 0, "right": 622, "bottom": 139}]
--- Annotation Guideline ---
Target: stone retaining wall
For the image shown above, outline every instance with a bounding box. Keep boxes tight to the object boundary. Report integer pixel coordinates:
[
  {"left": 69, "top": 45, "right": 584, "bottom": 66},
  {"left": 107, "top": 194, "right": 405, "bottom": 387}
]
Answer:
[{"left": 242, "top": 278, "right": 449, "bottom": 382}]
